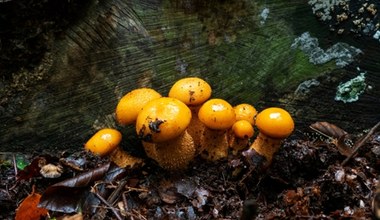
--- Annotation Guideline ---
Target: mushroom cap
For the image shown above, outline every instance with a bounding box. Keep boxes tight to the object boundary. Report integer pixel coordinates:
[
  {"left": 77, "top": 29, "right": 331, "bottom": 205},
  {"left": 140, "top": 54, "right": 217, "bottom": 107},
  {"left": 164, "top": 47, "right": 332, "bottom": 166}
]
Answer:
[
  {"left": 198, "top": 98, "right": 236, "bottom": 130},
  {"left": 136, "top": 97, "right": 192, "bottom": 143},
  {"left": 84, "top": 128, "right": 122, "bottom": 156},
  {"left": 255, "top": 107, "right": 294, "bottom": 139},
  {"left": 234, "top": 103, "right": 257, "bottom": 126},
  {"left": 116, "top": 88, "right": 162, "bottom": 125},
  {"left": 168, "top": 77, "right": 212, "bottom": 106},
  {"left": 232, "top": 120, "right": 255, "bottom": 139}
]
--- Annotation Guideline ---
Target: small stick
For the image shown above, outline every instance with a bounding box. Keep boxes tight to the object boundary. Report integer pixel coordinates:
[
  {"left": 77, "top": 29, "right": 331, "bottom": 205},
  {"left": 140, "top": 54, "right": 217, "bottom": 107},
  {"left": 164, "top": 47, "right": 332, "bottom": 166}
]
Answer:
[
  {"left": 122, "top": 192, "right": 134, "bottom": 220},
  {"left": 12, "top": 153, "right": 18, "bottom": 177},
  {"left": 91, "top": 186, "right": 124, "bottom": 220},
  {"left": 341, "top": 121, "right": 380, "bottom": 166},
  {"left": 108, "top": 180, "right": 127, "bottom": 204}
]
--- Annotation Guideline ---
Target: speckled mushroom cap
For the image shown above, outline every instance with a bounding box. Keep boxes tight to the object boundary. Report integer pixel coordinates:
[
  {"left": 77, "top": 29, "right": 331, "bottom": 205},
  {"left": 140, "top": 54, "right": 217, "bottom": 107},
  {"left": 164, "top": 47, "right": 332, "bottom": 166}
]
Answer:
[
  {"left": 136, "top": 97, "right": 192, "bottom": 143},
  {"left": 116, "top": 88, "right": 162, "bottom": 126},
  {"left": 234, "top": 103, "right": 257, "bottom": 126},
  {"left": 255, "top": 107, "right": 294, "bottom": 139},
  {"left": 198, "top": 98, "right": 236, "bottom": 130},
  {"left": 168, "top": 77, "right": 212, "bottom": 106}
]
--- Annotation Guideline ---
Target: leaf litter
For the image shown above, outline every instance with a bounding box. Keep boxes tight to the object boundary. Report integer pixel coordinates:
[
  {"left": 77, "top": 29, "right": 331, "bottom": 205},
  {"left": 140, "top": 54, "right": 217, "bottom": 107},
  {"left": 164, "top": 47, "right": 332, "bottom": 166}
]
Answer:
[{"left": 0, "top": 121, "right": 379, "bottom": 219}]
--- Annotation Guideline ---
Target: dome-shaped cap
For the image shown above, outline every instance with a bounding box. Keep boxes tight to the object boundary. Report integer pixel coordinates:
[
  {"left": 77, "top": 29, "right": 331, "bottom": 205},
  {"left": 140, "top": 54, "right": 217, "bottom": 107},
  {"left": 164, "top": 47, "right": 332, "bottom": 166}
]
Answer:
[
  {"left": 84, "top": 128, "right": 122, "bottom": 156},
  {"left": 168, "top": 77, "right": 212, "bottom": 106},
  {"left": 234, "top": 103, "right": 257, "bottom": 126},
  {"left": 198, "top": 98, "right": 236, "bottom": 130},
  {"left": 116, "top": 88, "right": 161, "bottom": 125},
  {"left": 255, "top": 107, "right": 294, "bottom": 139},
  {"left": 136, "top": 97, "right": 192, "bottom": 143}
]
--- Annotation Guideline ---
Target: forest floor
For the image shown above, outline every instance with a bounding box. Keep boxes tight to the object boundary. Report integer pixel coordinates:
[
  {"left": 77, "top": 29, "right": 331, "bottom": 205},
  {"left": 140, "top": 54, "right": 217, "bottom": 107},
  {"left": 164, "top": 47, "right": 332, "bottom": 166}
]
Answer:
[{"left": 1, "top": 122, "right": 379, "bottom": 219}]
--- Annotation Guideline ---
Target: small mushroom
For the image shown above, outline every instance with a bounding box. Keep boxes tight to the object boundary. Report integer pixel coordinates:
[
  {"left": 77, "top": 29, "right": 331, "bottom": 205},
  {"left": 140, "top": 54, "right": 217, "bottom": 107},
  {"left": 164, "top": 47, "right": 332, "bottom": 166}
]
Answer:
[
  {"left": 84, "top": 128, "right": 143, "bottom": 168},
  {"left": 198, "top": 98, "right": 236, "bottom": 161},
  {"left": 229, "top": 120, "right": 255, "bottom": 154},
  {"left": 229, "top": 103, "right": 257, "bottom": 153},
  {"left": 243, "top": 107, "right": 294, "bottom": 169},
  {"left": 136, "top": 97, "right": 195, "bottom": 170},
  {"left": 115, "top": 88, "right": 161, "bottom": 126},
  {"left": 168, "top": 77, "right": 212, "bottom": 153},
  {"left": 233, "top": 103, "right": 257, "bottom": 126}
]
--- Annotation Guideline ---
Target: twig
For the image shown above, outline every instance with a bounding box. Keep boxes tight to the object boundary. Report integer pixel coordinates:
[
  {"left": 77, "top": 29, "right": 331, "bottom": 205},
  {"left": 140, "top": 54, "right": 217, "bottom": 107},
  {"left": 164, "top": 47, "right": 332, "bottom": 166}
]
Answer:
[
  {"left": 12, "top": 153, "right": 17, "bottom": 177},
  {"left": 122, "top": 192, "right": 134, "bottom": 220},
  {"left": 341, "top": 121, "right": 380, "bottom": 166},
  {"left": 108, "top": 180, "right": 127, "bottom": 204},
  {"left": 91, "top": 186, "right": 124, "bottom": 220}
]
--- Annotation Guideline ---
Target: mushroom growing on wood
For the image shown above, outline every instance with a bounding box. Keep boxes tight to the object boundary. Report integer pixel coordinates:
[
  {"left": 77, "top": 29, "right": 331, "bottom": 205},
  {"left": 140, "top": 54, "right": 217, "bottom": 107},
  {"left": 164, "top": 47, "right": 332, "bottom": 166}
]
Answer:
[
  {"left": 85, "top": 128, "right": 143, "bottom": 168},
  {"left": 198, "top": 98, "right": 236, "bottom": 161},
  {"left": 136, "top": 97, "right": 195, "bottom": 170},
  {"left": 243, "top": 107, "right": 294, "bottom": 169},
  {"left": 168, "top": 77, "right": 212, "bottom": 153}
]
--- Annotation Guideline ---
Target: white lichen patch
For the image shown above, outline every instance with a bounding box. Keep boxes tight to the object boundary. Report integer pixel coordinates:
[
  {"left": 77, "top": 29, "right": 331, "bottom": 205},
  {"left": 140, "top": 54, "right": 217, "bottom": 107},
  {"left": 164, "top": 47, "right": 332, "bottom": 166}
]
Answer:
[
  {"left": 291, "top": 32, "right": 362, "bottom": 67},
  {"left": 335, "top": 71, "right": 367, "bottom": 103},
  {"left": 259, "top": 8, "right": 270, "bottom": 25}
]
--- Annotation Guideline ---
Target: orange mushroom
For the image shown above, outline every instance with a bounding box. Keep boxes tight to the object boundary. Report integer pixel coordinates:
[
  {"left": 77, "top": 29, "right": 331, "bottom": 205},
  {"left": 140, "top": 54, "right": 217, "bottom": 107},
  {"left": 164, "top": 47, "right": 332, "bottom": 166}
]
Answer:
[
  {"left": 168, "top": 77, "right": 212, "bottom": 153},
  {"left": 115, "top": 88, "right": 161, "bottom": 126},
  {"left": 198, "top": 98, "right": 236, "bottom": 160},
  {"left": 136, "top": 97, "right": 195, "bottom": 170},
  {"left": 84, "top": 128, "right": 143, "bottom": 168},
  {"left": 229, "top": 120, "right": 255, "bottom": 154},
  {"left": 168, "top": 77, "right": 212, "bottom": 106},
  {"left": 229, "top": 103, "right": 257, "bottom": 153},
  {"left": 234, "top": 103, "right": 257, "bottom": 126},
  {"left": 243, "top": 107, "right": 294, "bottom": 169}
]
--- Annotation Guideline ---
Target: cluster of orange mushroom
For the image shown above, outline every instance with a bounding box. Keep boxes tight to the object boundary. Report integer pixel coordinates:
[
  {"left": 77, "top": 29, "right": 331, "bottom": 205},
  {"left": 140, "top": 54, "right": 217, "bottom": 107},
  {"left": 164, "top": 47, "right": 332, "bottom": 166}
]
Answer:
[{"left": 84, "top": 77, "right": 295, "bottom": 170}]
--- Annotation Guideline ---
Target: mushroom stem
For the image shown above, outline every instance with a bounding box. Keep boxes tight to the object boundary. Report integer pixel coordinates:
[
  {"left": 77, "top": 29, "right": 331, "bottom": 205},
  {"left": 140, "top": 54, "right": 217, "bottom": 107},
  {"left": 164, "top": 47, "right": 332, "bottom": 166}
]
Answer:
[
  {"left": 228, "top": 134, "right": 250, "bottom": 155},
  {"left": 142, "top": 130, "right": 195, "bottom": 170},
  {"left": 187, "top": 106, "right": 206, "bottom": 154},
  {"left": 243, "top": 132, "right": 282, "bottom": 169},
  {"left": 109, "top": 147, "right": 144, "bottom": 169},
  {"left": 200, "top": 128, "right": 229, "bottom": 161}
]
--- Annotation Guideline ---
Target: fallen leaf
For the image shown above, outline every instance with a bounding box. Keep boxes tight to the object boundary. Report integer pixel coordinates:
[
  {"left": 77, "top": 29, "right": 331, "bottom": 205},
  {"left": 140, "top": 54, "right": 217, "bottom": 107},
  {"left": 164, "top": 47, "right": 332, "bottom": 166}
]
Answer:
[
  {"left": 17, "top": 155, "right": 59, "bottom": 181},
  {"left": 309, "top": 121, "right": 348, "bottom": 139},
  {"left": 39, "top": 162, "right": 111, "bottom": 213},
  {"left": 335, "top": 134, "right": 354, "bottom": 157},
  {"left": 310, "top": 122, "right": 354, "bottom": 156},
  {"left": 15, "top": 185, "right": 48, "bottom": 220}
]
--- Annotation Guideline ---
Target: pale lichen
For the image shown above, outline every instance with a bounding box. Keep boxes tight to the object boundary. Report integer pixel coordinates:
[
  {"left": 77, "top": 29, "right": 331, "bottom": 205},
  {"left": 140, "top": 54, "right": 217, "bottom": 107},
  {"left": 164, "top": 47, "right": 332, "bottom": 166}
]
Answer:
[
  {"left": 291, "top": 32, "right": 362, "bottom": 68},
  {"left": 335, "top": 72, "right": 367, "bottom": 103}
]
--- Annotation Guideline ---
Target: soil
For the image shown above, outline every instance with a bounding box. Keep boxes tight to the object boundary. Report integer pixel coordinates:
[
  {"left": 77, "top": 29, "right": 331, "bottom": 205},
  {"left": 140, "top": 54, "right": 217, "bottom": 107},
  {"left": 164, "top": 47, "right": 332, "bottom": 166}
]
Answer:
[{"left": 1, "top": 123, "right": 379, "bottom": 219}]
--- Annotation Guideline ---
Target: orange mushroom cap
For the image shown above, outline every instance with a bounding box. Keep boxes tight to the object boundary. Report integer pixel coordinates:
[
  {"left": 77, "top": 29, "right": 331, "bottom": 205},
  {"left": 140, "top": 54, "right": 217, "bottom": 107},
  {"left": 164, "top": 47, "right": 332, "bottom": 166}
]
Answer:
[
  {"left": 255, "top": 107, "right": 294, "bottom": 139},
  {"left": 136, "top": 97, "right": 192, "bottom": 143},
  {"left": 198, "top": 98, "right": 236, "bottom": 130},
  {"left": 232, "top": 120, "right": 254, "bottom": 139},
  {"left": 168, "top": 77, "right": 212, "bottom": 106},
  {"left": 116, "top": 88, "right": 162, "bottom": 125},
  {"left": 84, "top": 128, "right": 122, "bottom": 156},
  {"left": 234, "top": 103, "right": 257, "bottom": 126}
]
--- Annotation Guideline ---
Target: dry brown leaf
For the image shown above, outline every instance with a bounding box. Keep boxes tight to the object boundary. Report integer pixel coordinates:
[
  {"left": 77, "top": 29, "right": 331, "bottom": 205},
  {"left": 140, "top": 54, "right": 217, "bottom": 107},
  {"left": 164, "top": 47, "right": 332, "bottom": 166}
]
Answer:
[
  {"left": 15, "top": 185, "right": 48, "bottom": 220},
  {"left": 309, "top": 121, "right": 347, "bottom": 139}
]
